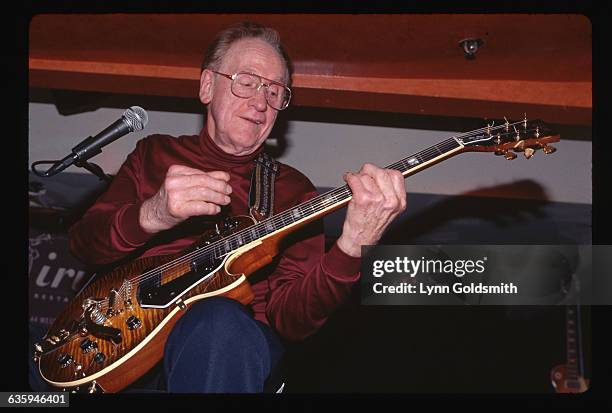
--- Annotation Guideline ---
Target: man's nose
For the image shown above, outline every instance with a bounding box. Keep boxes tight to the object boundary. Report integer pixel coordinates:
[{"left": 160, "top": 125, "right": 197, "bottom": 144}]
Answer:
[{"left": 249, "top": 85, "right": 268, "bottom": 111}]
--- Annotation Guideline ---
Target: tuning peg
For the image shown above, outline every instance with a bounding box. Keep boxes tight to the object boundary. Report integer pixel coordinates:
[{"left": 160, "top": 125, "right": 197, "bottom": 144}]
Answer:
[
  {"left": 513, "top": 126, "right": 521, "bottom": 141},
  {"left": 514, "top": 140, "right": 525, "bottom": 151},
  {"left": 524, "top": 148, "right": 535, "bottom": 159},
  {"left": 542, "top": 144, "right": 556, "bottom": 154},
  {"left": 504, "top": 151, "right": 517, "bottom": 160}
]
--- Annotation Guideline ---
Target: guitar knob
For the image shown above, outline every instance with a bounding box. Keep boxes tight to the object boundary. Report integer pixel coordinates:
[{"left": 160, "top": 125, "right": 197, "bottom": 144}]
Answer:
[
  {"left": 524, "top": 148, "right": 535, "bottom": 159},
  {"left": 32, "top": 343, "right": 42, "bottom": 363},
  {"left": 79, "top": 338, "right": 98, "bottom": 354},
  {"left": 57, "top": 353, "right": 73, "bottom": 368},
  {"left": 93, "top": 352, "right": 106, "bottom": 364},
  {"left": 126, "top": 315, "right": 142, "bottom": 330},
  {"left": 542, "top": 144, "right": 556, "bottom": 154},
  {"left": 504, "top": 151, "right": 517, "bottom": 160}
]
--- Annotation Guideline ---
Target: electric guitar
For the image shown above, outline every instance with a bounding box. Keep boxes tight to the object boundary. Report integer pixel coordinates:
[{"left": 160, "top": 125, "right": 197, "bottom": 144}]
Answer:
[
  {"left": 33, "top": 117, "right": 560, "bottom": 393},
  {"left": 551, "top": 305, "right": 589, "bottom": 393}
]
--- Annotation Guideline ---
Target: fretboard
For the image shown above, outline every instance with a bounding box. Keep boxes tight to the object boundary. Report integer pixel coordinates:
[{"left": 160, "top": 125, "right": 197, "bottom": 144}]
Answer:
[
  {"left": 205, "top": 137, "right": 463, "bottom": 259},
  {"left": 565, "top": 305, "right": 584, "bottom": 381}
]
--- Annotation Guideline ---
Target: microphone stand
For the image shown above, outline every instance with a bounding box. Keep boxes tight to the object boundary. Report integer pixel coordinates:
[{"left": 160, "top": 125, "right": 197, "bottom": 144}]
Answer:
[
  {"left": 73, "top": 160, "right": 113, "bottom": 184},
  {"left": 31, "top": 156, "right": 113, "bottom": 183}
]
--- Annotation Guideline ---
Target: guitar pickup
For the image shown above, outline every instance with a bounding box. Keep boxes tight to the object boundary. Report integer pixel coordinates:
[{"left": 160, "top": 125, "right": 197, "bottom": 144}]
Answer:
[
  {"left": 106, "top": 288, "right": 120, "bottom": 316},
  {"left": 84, "top": 307, "right": 122, "bottom": 344},
  {"left": 87, "top": 322, "right": 122, "bottom": 345}
]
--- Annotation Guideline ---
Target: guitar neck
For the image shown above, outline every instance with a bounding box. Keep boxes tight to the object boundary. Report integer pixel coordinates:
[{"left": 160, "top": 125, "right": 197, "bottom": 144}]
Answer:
[
  {"left": 565, "top": 305, "right": 584, "bottom": 380},
  {"left": 208, "top": 137, "right": 465, "bottom": 258},
  {"left": 280, "top": 137, "right": 464, "bottom": 222}
]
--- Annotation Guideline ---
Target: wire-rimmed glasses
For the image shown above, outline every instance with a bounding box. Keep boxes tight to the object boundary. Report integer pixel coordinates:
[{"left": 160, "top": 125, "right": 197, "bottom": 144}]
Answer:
[{"left": 211, "top": 70, "right": 292, "bottom": 111}]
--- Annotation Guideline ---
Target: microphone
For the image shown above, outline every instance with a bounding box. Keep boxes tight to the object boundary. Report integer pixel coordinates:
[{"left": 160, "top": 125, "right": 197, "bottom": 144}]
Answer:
[{"left": 44, "top": 106, "right": 148, "bottom": 176}]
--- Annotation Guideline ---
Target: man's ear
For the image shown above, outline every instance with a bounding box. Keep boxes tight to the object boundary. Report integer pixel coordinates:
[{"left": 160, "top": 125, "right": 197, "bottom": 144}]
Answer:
[{"left": 199, "top": 69, "right": 214, "bottom": 104}]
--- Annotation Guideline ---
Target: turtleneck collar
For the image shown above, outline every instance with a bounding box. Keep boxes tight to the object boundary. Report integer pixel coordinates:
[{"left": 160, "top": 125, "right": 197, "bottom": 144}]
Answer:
[{"left": 198, "top": 126, "right": 263, "bottom": 168}]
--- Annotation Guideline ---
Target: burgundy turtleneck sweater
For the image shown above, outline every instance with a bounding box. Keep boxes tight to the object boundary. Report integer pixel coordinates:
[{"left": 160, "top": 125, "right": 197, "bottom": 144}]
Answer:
[{"left": 68, "top": 129, "right": 361, "bottom": 341}]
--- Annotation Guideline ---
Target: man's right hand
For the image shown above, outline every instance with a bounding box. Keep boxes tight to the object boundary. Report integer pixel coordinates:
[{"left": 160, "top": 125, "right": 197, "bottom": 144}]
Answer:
[{"left": 139, "top": 165, "right": 232, "bottom": 234}]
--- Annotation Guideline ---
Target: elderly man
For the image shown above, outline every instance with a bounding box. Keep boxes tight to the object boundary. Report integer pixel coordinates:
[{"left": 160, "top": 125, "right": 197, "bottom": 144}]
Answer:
[{"left": 67, "top": 21, "right": 406, "bottom": 393}]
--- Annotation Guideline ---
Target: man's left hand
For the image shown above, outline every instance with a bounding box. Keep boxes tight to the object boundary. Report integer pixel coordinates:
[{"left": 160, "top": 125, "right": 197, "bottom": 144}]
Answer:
[{"left": 337, "top": 163, "right": 407, "bottom": 257}]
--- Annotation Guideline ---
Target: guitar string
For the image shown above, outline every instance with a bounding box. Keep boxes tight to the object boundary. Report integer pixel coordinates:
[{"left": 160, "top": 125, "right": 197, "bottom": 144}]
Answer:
[
  {"left": 97, "top": 120, "right": 532, "bottom": 302},
  {"left": 123, "top": 120, "right": 531, "bottom": 289}
]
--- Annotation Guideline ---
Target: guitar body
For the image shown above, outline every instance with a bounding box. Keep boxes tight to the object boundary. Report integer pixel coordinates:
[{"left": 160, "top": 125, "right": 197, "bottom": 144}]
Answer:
[
  {"left": 550, "top": 364, "right": 589, "bottom": 393},
  {"left": 35, "top": 215, "right": 288, "bottom": 392},
  {"left": 550, "top": 304, "right": 589, "bottom": 394}
]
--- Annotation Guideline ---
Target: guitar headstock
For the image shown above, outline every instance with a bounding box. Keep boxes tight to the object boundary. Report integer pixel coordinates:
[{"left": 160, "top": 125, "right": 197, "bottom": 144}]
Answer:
[{"left": 458, "top": 116, "right": 560, "bottom": 160}]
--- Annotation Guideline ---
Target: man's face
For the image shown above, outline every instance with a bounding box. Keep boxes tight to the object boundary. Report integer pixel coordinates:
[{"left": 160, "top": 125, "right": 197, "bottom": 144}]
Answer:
[{"left": 200, "top": 38, "right": 286, "bottom": 156}]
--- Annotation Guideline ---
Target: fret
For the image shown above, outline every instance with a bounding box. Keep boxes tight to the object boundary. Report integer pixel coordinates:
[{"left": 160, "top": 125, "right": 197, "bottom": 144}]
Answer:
[
  {"left": 301, "top": 203, "right": 313, "bottom": 214},
  {"left": 258, "top": 225, "right": 267, "bottom": 237},
  {"left": 213, "top": 245, "right": 222, "bottom": 259},
  {"left": 278, "top": 214, "right": 289, "bottom": 227},
  {"left": 416, "top": 151, "right": 430, "bottom": 163},
  {"left": 392, "top": 138, "right": 462, "bottom": 175},
  {"left": 318, "top": 195, "right": 336, "bottom": 207},
  {"left": 564, "top": 304, "right": 586, "bottom": 383}
]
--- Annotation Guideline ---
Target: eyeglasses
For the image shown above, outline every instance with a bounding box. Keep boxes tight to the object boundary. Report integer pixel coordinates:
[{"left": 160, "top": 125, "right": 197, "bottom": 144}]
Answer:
[{"left": 210, "top": 70, "right": 292, "bottom": 111}]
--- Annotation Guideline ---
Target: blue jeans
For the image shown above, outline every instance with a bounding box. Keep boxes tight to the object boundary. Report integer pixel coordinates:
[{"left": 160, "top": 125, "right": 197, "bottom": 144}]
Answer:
[
  {"left": 162, "top": 296, "right": 285, "bottom": 393},
  {"left": 29, "top": 297, "right": 285, "bottom": 393}
]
